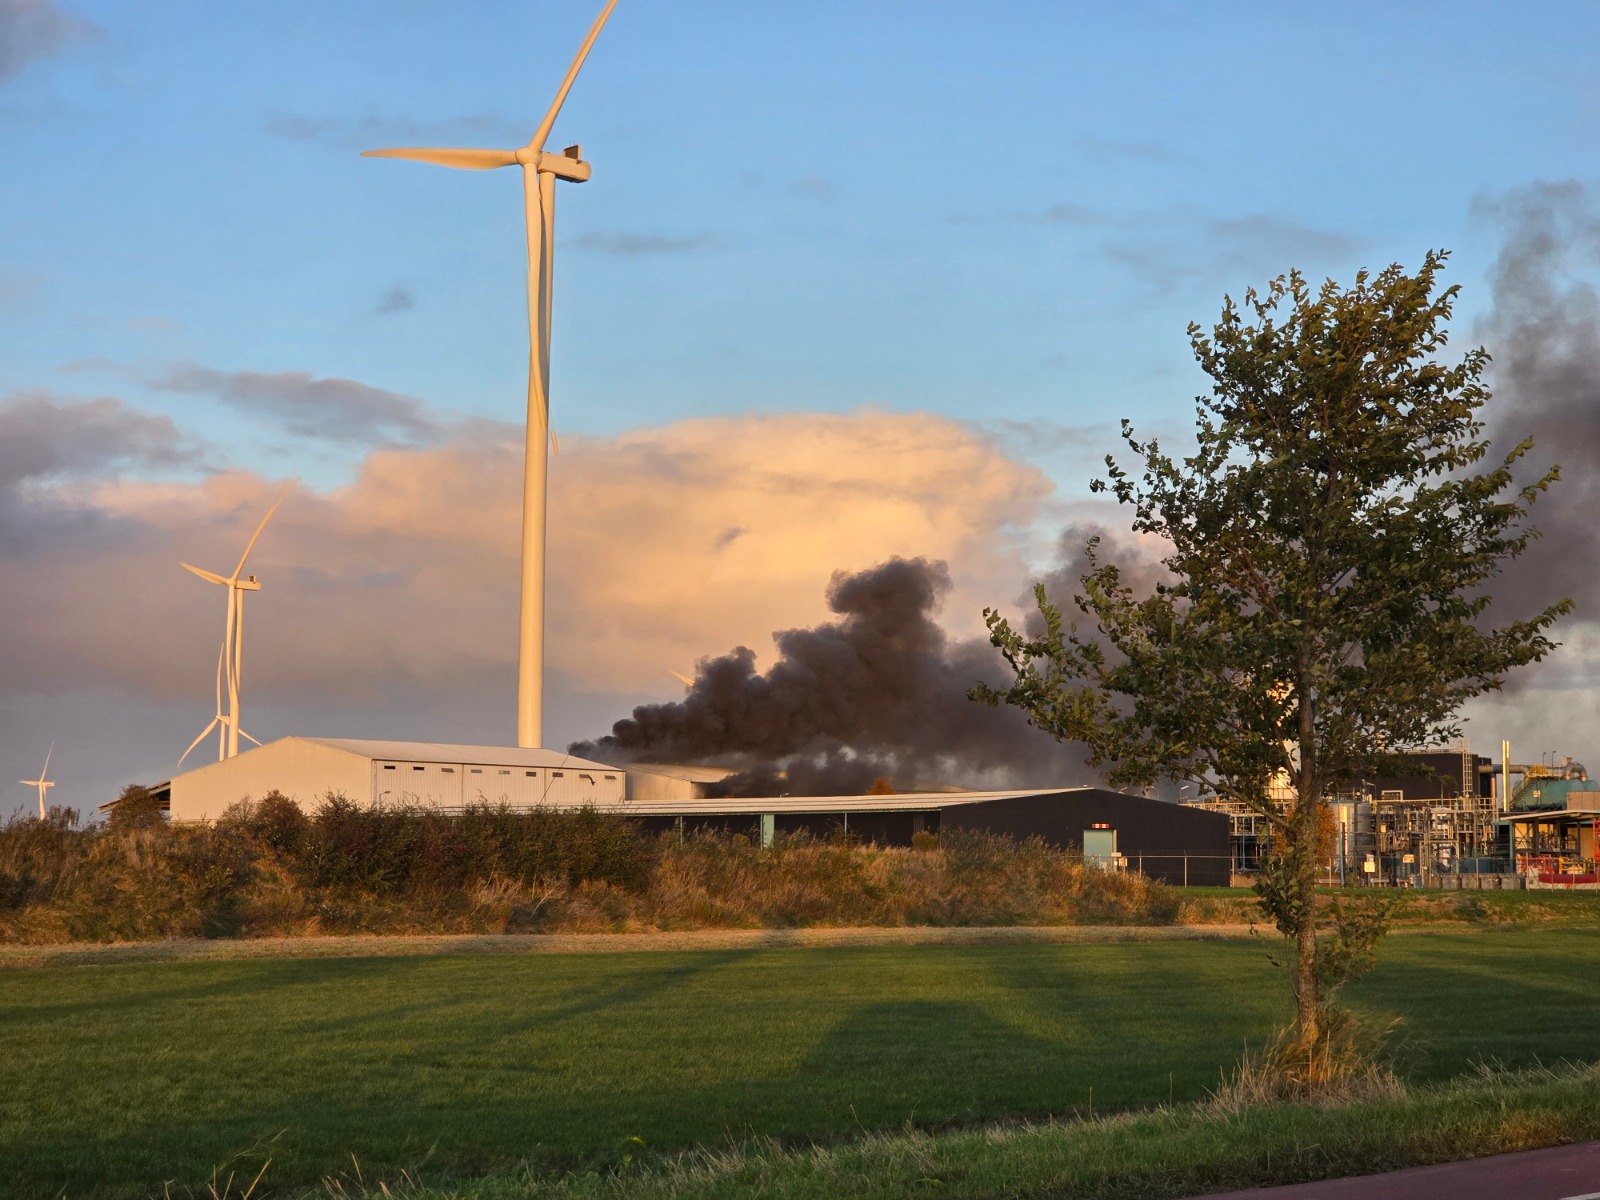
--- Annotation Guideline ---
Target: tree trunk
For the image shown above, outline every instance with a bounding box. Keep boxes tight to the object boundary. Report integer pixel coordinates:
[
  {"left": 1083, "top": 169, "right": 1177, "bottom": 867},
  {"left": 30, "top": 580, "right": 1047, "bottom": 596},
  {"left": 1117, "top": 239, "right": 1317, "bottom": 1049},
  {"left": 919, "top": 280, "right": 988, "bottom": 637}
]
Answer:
[{"left": 1293, "top": 666, "right": 1320, "bottom": 1063}]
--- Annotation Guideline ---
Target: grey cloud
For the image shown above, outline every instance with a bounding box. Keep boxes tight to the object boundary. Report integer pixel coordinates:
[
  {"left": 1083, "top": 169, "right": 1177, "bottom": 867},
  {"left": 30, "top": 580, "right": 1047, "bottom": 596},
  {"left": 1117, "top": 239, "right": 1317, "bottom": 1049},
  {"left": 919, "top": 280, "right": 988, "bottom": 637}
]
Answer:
[
  {"left": 1021, "top": 200, "right": 1362, "bottom": 291},
  {"left": 153, "top": 365, "right": 444, "bottom": 447},
  {"left": 572, "top": 231, "right": 714, "bottom": 257},
  {"left": 1039, "top": 201, "right": 1109, "bottom": 226},
  {"left": 374, "top": 285, "right": 415, "bottom": 316},
  {"left": 0, "top": 0, "right": 94, "bottom": 85},
  {"left": 973, "top": 417, "right": 1115, "bottom": 461},
  {"left": 1203, "top": 214, "right": 1360, "bottom": 265},
  {"left": 0, "top": 269, "right": 42, "bottom": 308},
  {"left": 713, "top": 526, "right": 746, "bottom": 550},
  {"left": 788, "top": 176, "right": 834, "bottom": 200},
  {"left": 266, "top": 112, "right": 522, "bottom": 149},
  {"left": 0, "top": 390, "right": 192, "bottom": 553}
]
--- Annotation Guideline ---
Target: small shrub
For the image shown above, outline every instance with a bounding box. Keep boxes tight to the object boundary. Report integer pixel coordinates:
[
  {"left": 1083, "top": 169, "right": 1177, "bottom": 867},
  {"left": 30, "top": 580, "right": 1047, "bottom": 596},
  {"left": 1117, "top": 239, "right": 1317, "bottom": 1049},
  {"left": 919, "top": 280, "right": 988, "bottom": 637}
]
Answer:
[
  {"left": 249, "top": 791, "right": 309, "bottom": 855},
  {"left": 106, "top": 785, "right": 165, "bottom": 830}
]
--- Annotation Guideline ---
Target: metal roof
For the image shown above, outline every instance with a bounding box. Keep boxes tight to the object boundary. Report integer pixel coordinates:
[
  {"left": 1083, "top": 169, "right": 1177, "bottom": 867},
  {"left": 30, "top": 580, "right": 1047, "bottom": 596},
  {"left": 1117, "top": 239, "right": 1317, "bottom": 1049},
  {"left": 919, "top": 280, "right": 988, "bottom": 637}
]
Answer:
[
  {"left": 627, "top": 763, "right": 738, "bottom": 784},
  {"left": 1499, "top": 808, "right": 1600, "bottom": 824},
  {"left": 586, "top": 788, "right": 1092, "bottom": 817},
  {"left": 292, "top": 737, "right": 620, "bottom": 772}
]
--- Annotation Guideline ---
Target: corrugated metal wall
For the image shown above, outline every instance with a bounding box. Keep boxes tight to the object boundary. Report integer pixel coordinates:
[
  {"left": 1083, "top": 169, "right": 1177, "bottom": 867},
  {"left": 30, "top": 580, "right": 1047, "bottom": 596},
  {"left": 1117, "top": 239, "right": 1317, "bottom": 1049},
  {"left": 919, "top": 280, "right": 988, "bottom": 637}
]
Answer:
[{"left": 171, "top": 739, "right": 370, "bottom": 821}]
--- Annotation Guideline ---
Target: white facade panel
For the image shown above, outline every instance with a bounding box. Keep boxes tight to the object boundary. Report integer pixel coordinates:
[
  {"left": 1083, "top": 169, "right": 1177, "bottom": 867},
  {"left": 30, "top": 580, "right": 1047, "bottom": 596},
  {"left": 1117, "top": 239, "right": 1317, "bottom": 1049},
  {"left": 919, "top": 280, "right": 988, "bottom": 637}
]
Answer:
[
  {"left": 170, "top": 738, "right": 370, "bottom": 822},
  {"left": 373, "top": 760, "right": 465, "bottom": 808},
  {"left": 170, "top": 737, "right": 627, "bottom": 820}
]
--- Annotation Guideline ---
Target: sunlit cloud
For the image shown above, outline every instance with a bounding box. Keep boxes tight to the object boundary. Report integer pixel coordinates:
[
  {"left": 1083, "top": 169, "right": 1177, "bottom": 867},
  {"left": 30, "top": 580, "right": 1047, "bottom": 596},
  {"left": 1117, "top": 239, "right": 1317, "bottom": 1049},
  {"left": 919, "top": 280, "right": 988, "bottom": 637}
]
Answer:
[{"left": 0, "top": 404, "right": 1056, "bottom": 711}]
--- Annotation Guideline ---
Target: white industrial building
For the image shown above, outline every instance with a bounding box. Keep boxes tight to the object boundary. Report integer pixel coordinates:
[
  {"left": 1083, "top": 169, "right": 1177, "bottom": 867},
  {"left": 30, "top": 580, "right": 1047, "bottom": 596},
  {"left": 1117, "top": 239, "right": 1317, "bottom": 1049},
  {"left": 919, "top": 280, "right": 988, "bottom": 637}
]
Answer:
[
  {"left": 167, "top": 737, "right": 626, "bottom": 822},
  {"left": 624, "top": 763, "right": 736, "bottom": 802}
]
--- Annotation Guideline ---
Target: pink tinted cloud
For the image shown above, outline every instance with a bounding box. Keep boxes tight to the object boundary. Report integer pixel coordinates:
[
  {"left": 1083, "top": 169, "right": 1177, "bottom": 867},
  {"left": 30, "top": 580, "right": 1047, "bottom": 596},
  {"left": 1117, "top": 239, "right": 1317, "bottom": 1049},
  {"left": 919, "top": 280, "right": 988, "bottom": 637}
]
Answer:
[{"left": 1, "top": 405, "right": 1055, "bottom": 710}]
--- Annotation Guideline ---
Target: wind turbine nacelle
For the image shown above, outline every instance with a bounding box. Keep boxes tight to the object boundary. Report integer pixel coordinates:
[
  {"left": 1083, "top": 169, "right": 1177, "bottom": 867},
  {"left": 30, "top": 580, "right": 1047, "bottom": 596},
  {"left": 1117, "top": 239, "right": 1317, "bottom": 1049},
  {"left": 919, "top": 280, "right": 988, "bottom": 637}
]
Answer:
[
  {"left": 519, "top": 145, "right": 592, "bottom": 182},
  {"left": 237, "top": 576, "right": 262, "bottom": 591}
]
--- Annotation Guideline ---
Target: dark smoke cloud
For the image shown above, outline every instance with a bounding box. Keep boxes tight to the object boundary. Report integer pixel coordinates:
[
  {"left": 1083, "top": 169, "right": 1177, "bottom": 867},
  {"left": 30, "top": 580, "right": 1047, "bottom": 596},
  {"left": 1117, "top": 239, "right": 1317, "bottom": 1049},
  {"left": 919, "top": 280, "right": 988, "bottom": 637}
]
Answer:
[
  {"left": 1024, "top": 523, "right": 1170, "bottom": 640},
  {"left": 572, "top": 555, "right": 1105, "bottom": 795},
  {"left": 1475, "top": 182, "right": 1600, "bottom": 628}
]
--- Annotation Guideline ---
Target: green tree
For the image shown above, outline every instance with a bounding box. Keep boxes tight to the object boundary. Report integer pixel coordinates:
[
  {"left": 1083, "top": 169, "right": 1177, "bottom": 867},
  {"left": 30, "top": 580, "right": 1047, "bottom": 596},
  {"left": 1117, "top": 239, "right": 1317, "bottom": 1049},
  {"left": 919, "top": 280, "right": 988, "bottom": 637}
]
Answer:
[
  {"left": 974, "top": 252, "right": 1568, "bottom": 1067},
  {"left": 106, "top": 784, "right": 166, "bottom": 831}
]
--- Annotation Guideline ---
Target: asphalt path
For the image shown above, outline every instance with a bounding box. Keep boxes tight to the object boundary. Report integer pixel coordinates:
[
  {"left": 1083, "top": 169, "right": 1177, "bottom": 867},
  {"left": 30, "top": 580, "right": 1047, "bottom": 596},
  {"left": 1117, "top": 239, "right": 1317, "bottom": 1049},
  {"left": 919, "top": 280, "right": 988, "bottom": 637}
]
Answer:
[{"left": 1192, "top": 1140, "right": 1600, "bottom": 1199}]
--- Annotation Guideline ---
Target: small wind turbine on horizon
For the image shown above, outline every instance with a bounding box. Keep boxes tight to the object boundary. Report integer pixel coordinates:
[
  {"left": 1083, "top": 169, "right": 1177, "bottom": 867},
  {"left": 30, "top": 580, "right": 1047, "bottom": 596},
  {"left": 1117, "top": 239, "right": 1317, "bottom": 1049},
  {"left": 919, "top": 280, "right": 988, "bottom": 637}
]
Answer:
[
  {"left": 20, "top": 744, "right": 55, "bottom": 819},
  {"left": 179, "top": 495, "right": 285, "bottom": 765},
  {"left": 363, "top": 0, "right": 617, "bottom": 750}
]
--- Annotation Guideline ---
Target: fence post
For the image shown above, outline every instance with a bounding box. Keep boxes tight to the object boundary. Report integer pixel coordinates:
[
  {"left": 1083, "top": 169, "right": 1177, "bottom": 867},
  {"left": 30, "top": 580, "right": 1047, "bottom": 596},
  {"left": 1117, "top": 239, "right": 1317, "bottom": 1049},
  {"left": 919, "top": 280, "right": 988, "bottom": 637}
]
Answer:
[{"left": 1183, "top": 854, "right": 1189, "bottom": 887}]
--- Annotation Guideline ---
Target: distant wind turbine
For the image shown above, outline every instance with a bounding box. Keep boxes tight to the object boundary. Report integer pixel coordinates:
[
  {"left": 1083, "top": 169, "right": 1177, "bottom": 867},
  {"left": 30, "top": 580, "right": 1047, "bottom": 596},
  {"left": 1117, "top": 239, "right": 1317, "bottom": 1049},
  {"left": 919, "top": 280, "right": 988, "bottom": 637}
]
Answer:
[
  {"left": 363, "top": 0, "right": 617, "bottom": 749},
  {"left": 20, "top": 743, "right": 54, "bottom": 819},
  {"left": 179, "top": 495, "right": 285, "bottom": 765}
]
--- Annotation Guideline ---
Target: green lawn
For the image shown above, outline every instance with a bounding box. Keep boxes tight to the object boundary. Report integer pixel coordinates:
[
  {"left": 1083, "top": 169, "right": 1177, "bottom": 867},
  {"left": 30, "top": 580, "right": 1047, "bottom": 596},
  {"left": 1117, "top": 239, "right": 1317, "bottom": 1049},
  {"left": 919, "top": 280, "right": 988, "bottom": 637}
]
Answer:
[{"left": 3, "top": 927, "right": 1600, "bottom": 1198}]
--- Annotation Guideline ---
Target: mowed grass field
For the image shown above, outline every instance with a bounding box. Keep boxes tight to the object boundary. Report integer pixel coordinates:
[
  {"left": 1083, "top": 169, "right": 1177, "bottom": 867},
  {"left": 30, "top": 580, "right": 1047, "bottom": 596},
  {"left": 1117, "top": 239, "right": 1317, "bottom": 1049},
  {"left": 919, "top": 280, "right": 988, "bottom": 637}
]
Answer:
[{"left": 5, "top": 923, "right": 1600, "bottom": 1198}]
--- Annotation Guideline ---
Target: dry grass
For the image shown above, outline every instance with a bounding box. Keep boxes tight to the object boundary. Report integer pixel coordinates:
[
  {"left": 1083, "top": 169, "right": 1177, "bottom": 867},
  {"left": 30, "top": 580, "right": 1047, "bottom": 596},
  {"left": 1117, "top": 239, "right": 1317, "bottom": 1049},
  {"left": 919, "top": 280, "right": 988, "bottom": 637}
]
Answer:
[{"left": 0, "top": 807, "right": 1184, "bottom": 945}]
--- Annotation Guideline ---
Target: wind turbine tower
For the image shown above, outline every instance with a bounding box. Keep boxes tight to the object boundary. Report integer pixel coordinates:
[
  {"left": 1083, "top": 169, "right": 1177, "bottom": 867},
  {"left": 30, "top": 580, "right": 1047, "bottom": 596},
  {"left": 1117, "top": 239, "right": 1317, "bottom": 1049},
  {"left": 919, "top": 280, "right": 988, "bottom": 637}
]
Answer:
[
  {"left": 20, "top": 744, "right": 54, "bottom": 819},
  {"left": 363, "top": 0, "right": 617, "bottom": 749},
  {"left": 180, "top": 496, "right": 284, "bottom": 764}
]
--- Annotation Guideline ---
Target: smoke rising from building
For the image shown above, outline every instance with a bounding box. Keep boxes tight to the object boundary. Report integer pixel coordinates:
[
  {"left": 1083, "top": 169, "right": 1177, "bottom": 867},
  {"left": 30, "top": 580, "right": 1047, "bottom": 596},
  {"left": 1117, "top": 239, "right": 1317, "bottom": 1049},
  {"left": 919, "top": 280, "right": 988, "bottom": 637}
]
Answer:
[
  {"left": 1477, "top": 181, "right": 1600, "bottom": 627},
  {"left": 571, "top": 554, "right": 1114, "bottom": 795}
]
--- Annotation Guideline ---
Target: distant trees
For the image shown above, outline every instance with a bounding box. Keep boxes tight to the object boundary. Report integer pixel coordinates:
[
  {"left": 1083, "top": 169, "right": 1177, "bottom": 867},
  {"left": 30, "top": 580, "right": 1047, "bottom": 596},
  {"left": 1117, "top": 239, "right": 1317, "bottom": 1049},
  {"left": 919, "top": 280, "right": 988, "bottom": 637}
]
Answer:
[{"left": 975, "top": 252, "right": 1569, "bottom": 1078}]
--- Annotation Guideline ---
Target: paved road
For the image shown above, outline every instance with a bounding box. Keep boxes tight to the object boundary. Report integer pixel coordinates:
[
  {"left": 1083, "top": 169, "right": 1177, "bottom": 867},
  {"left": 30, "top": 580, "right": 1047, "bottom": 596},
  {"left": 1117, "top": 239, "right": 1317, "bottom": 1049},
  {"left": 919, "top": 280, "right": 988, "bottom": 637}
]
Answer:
[{"left": 1193, "top": 1140, "right": 1600, "bottom": 1199}]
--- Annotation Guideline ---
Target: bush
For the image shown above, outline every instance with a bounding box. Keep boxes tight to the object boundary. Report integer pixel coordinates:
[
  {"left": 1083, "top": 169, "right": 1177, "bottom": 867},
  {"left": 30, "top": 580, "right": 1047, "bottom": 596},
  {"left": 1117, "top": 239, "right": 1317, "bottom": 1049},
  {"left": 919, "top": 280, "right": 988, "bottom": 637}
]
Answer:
[
  {"left": 106, "top": 785, "right": 165, "bottom": 830},
  {"left": 0, "top": 807, "right": 1184, "bottom": 943}
]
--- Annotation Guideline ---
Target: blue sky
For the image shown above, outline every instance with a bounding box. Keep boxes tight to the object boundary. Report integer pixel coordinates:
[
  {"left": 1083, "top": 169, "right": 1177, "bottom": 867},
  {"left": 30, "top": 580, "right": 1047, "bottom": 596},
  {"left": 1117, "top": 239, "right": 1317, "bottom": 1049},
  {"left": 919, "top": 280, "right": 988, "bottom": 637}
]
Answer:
[
  {"left": 8, "top": 1, "right": 1598, "bottom": 477},
  {"left": 5, "top": 1, "right": 1600, "bottom": 814}
]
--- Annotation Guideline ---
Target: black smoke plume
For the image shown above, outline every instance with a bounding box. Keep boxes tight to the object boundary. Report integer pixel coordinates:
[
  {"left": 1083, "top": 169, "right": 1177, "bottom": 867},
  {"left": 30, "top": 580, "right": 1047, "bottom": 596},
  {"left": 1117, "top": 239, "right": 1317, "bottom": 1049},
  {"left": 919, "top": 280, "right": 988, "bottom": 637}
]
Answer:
[
  {"left": 571, "top": 555, "right": 1104, "bottom": 796},
  {"left": 1476, "top": 181, "right": 1600, "bottom": 627}
]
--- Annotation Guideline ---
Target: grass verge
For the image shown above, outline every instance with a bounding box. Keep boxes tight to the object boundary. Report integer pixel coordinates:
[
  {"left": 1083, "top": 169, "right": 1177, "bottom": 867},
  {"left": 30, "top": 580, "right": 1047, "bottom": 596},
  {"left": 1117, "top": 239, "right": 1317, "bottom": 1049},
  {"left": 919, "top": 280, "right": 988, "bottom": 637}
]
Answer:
[
  {"left": 7, "top": 928, "right": 1600, "bottom": 1197},
  {"left": 315, "top": 1060, "right": 1600, "bottom": 1199}
]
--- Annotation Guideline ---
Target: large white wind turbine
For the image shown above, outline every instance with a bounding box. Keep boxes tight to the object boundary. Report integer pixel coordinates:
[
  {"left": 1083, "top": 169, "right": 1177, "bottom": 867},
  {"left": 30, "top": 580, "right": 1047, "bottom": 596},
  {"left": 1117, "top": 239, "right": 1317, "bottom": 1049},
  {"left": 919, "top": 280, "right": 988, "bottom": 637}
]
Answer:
[
  {"left": 20, "top": 744, "right": 54, "bottom": 819},
  {"left": 363, "top": 0, "right": 617, "bottom": 750},
  {"left": 179, "top": 495, "right": 284, "bottom": 765}
]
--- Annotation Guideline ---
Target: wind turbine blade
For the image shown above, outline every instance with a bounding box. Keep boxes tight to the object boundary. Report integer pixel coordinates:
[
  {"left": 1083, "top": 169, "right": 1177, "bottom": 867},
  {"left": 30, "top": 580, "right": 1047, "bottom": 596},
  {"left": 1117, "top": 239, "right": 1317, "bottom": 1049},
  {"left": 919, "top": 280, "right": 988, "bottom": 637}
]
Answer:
[
  {"left": 232, "top": 493, "right": 287, "bottom": 580},
  {"left": 178, "top": 718, "right": 222, "bottom": 768},
  {"left": 669, "top": 671, "right": 694, "bottom": 687},
  {"left": 551, "top": 430, "right": 560, "bottom": 457},
  {"left": 238, "top": 728, "right": 263, "bottom": 748},
  {"left": 361, "top": 147, "right": 517, "bottom": 170},
  {"left": 526, "top": 0, "right": 618, "bottom": 154},
  {"left": 182, "top": 563, "right": 229, "bottom": 586},
  {"left": 40, "top": 742, "right": 53, "bottom": 780}
]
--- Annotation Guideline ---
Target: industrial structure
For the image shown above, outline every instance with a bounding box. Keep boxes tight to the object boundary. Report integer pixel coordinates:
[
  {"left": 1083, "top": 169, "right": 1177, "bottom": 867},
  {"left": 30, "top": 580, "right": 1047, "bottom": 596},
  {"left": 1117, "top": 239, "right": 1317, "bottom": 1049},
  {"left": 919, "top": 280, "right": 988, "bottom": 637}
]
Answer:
[
  {"left": 1184, "top": 742, "right": 1600, "bottom": 886},
  {"left": 166, "top": 737, "right": 628, "bottom": 821},
  {"left": 145, "top": 738, "right": 1229, "bottom": 885}
]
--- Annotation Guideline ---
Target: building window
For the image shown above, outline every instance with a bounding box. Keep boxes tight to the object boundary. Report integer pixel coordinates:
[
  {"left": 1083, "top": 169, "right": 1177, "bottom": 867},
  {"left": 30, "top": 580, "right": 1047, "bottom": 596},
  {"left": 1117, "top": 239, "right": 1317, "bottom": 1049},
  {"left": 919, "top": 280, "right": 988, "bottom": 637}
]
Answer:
[
  {"left": 499, "top": 769, "right": 511, "bottom": 775},
  {"left": 412, "top": 766, "right": 424, "bottom": 772},
  {"left": 552, "top": 771, "right": 564, "bottom": 778},
  {"left": 383, "top": 765, "right": 396, "bottom": 771},
  {"left": 470, "top": 768, "right": 483, "bottom": 775},
  {"left": 525, "top": 771, "right": 536, "bottom": 777},
  {"left": 442, "top": 768, "right": 455, "bottom": 774}
]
